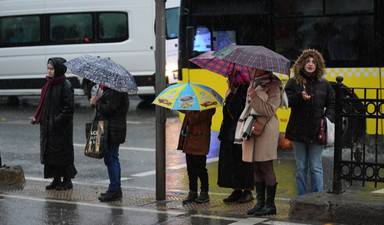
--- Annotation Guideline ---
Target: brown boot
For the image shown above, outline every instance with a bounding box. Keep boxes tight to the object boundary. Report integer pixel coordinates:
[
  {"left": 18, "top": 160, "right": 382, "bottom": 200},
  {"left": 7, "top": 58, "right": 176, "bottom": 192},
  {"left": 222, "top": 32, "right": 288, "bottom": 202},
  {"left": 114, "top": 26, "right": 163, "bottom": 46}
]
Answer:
[
  {"left": 223, "top": 190, "right": 242, "bottom": 203},
  {"left": 237, "top": 190, "right": 254, "bottom": 203}
]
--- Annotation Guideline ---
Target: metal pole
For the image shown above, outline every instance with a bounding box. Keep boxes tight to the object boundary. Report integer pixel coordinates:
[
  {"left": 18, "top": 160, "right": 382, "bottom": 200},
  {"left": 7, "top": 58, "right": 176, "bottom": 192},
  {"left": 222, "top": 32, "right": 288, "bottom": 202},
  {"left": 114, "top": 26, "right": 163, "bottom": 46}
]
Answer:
[
  {"left": 155, "top": 0, "right": 166, "bottom": 201},
  {"left": 331, "top": 76, "right": 344, "bottom": 193}
]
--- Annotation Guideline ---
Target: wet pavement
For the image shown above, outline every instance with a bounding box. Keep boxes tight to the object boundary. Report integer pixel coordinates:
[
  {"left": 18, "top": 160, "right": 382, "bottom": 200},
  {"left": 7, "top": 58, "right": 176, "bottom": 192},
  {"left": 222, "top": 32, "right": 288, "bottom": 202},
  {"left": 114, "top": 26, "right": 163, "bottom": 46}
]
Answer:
[{"left": 1, "top": 95, "right": 384, "bottom": 224}]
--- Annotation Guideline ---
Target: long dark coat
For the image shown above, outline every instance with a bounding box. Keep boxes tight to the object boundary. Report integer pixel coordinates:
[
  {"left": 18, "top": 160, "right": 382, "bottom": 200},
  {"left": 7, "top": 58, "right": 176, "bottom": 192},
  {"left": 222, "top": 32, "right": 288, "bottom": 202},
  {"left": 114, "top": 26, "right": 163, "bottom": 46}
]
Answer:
[
  {"left": 285, "top": 49, "right": 335, "bottom": 143},
  {"left": 177, "top": 109, "right": 215, "bottom": 156},
  {"left": 217, "top": 84, "right": 254, "bottom": 188},
  {"left": 94, "top": 87, "right": 129, "bottom": 144},
  {"left": 40, "top": 74, "right": 74, "bottom": 167}
]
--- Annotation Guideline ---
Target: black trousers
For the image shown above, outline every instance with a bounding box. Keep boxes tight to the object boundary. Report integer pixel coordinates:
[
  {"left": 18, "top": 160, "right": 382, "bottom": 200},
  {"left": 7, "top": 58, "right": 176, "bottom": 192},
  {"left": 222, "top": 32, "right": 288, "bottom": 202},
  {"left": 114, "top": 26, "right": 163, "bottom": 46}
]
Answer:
[{"left": 186, "top": 153, "right": 208, "bottom": 192}]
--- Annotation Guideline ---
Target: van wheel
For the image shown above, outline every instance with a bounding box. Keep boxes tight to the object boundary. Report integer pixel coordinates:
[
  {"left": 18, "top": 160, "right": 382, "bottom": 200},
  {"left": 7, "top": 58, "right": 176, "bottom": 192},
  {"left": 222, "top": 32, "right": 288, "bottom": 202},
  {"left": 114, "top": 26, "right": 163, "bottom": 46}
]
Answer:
[{"left": 139, "top": 95, "right": 155, "bottom": 102}]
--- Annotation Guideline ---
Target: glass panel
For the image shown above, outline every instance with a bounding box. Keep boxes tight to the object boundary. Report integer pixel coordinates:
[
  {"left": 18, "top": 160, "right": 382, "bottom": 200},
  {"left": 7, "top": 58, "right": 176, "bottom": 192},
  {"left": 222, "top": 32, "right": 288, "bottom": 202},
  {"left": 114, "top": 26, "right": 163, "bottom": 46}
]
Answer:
[
  {"left": 50, "top": 13, "right": 92, "bottom": 43},
  {"left": 99, "top": 13, "right": 128, "bottom": 40},
  {"left": 275, "top": 0, "right": 323, "bottom": 16},
  {"left": 212, "top": 30, "right": 236, "bottom": 51},
  {"left": 325, "top": 0, "right": 374, "bottom": 14},
  {"left": 166, "top": 7, "right": 179, "bottom": 39},
  {"left": 275, "top": 15, "right": 375, "bottom": 66},
  {"left": 0, "top": 16, "right": 40, "bottom": 46},
  {"left": 193, "top": 27, "right": 212, "bottom": 52}
]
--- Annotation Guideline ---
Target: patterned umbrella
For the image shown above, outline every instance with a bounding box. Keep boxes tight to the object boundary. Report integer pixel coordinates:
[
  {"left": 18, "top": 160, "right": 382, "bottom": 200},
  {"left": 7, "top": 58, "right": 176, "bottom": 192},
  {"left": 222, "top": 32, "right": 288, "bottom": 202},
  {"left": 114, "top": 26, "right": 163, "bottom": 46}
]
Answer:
[
  {"left": 152, "top": 79, "right": 223, "bottom": 111},
  {"left": 189, "top": 51, "right": 253, "bottom": 78},
  {"left": 64, "top": 55, "right": 138, "bottom": 94},
  {"left": 213, "top": 44, "right": 291, "bottom": 75}
]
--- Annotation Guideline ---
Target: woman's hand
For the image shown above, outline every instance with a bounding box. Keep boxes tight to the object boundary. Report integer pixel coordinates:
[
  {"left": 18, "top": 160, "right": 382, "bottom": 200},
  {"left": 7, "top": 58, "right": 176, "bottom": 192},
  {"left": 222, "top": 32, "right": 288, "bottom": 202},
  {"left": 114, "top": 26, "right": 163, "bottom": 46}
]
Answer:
[
  {"left": 89, "top": 95, "right": 99, "bottom": 105},
  {"left": 301, "top": 91, "right": 311, "bottom": 100},
  {"left": 248, "top": 87, "right": 256, "bottom": 98}
]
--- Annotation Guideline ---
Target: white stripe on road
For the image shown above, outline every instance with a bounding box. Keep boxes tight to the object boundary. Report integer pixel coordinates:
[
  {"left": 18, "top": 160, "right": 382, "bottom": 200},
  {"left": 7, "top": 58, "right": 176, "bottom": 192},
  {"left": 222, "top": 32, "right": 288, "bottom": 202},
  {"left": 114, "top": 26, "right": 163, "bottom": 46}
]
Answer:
[
  {"left": 74, "top": 143, "right": 155, "bottom": 152},
  {"left": 372, "top": 189, "right": 384, "bottom": 194},
  {"left": 0, "top": 194, "right": 183, "bottom": 216},
  {"left": 131, "top": 157, "right": 218, "bottom": 177},
  {"left": 227, "top": 218, "right": 267, "bottom": 225}
]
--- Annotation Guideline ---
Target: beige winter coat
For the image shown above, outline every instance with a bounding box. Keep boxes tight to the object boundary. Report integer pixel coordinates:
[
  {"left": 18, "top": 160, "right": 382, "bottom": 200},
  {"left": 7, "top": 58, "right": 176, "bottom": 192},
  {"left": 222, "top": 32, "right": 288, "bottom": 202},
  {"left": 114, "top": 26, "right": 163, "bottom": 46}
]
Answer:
[{"left": 242, "top": 78, "right": 282, "bottom": 162}]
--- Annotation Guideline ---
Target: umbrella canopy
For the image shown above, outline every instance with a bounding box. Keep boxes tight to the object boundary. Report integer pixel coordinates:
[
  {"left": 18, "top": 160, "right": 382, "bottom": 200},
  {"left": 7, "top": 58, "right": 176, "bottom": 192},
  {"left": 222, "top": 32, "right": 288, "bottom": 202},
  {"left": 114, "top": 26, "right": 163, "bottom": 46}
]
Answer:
[
  {"left": 189, "top": 51, "right": 253, "bottom": 78},
  {"left": 213, "top": 44, "right": 291, "bottom": 75},
  {"left": 152, "top": 79, "right": 223, "bottom": 111},
  {"left": 64, "top": 55, "right": 138, "bottom": 94}
]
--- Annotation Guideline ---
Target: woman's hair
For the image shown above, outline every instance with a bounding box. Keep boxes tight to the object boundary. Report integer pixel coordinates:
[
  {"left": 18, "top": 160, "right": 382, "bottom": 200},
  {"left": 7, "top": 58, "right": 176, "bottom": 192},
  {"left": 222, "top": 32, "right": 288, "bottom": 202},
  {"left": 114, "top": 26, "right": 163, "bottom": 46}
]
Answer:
[{"left": 228, "top": 70, "right": 249, "bottom": 90}]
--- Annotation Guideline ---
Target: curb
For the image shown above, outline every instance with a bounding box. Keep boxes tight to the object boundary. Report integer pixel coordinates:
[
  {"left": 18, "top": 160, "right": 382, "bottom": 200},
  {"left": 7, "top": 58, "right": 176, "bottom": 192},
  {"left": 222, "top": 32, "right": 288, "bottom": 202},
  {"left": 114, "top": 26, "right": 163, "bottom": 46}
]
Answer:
[{"left": 289, "top": 190, "right": 384, "bottom": 225}]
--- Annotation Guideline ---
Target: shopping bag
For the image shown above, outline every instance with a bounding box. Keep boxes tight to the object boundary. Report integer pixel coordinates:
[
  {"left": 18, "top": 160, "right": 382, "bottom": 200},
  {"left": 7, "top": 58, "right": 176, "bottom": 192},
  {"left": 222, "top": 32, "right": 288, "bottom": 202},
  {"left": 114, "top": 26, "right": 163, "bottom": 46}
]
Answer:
[
  {"left": 84, "top": 121, "right": 108, "bottom": 159},
  {"left": 325, "top": 117, "right": 335, "bottom": 146}
]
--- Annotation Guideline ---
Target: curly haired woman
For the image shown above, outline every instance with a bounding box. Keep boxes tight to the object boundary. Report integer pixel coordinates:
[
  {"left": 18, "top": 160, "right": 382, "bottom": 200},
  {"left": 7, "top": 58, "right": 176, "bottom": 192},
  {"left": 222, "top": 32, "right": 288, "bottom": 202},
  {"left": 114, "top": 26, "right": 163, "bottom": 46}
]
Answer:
[{"left": 285, "top": 49, "right": 335, "bottom": 196}]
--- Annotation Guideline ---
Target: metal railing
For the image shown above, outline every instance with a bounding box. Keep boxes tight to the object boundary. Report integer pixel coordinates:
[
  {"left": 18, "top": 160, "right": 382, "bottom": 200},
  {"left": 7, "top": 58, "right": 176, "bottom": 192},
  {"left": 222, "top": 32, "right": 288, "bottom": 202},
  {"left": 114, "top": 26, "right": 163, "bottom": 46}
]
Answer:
[{"left": 332, "top": 76, "right": 384, "bottom": 193}]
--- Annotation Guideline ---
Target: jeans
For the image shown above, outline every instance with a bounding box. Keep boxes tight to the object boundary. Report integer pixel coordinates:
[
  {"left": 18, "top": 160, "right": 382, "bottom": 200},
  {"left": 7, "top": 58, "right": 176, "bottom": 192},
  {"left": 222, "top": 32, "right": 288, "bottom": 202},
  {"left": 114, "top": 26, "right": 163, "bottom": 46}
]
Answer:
[
  {"left": 104, "top": 143, "right": 121, "bottom": 191},
  {"left": 186, "top": 154, "right": 208, "bottom": 192},
  {"left": 292, "top": 141, "right": 324, "bottom": 196}
]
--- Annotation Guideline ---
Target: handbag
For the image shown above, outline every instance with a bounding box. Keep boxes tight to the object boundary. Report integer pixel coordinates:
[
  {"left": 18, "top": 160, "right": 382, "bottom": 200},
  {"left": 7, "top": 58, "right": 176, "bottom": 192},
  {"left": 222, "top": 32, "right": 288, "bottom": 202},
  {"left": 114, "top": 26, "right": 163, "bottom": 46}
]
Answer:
[
  {"left": 84, "top": 120, "right": 108, "bottom": 159},
  {"left": 252, "top": 120, "right": 265, "bottom": 136},
  {"left": 318, "top": 118, "right": 327, "bottom": 145}
]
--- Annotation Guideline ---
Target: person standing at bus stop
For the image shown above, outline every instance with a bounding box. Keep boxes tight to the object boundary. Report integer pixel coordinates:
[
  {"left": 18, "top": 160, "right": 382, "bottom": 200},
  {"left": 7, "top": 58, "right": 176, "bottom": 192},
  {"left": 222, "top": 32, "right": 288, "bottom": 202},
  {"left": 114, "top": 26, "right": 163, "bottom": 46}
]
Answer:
[
  {"left": 31, "top": 57, "right": 77, "bottom": 191},
  {"left": 178, "top": 109, "right": 215, "bottom": 204},
  {"left": 217, "top": 70, "right": 254, "bottom": 203},
  {"left": 237, "top": 69, "right": 282, "bottom": 216},
  {"left": 284, "top": 49, "right": 335, "bottom": 196},
  {"left": 90, "top": 84, "right": 129, "bottom": 202}
]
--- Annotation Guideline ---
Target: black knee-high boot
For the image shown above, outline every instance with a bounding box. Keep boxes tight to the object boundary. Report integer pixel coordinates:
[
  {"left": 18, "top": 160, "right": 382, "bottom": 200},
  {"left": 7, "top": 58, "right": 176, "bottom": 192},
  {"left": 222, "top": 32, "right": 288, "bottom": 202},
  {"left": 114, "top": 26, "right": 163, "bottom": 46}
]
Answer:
[
  {"left": 254, "top": 183, "right": 277, "bottom": 216},
  {"left": 247, "top": 182, "right": 265, "bottom": 215}
]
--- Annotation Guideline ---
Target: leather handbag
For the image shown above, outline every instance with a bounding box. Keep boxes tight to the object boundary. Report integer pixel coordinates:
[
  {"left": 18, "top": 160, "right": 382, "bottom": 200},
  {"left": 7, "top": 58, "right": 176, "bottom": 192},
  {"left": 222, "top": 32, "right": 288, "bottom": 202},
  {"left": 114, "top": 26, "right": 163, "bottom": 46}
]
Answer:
[
  {"left": 84, "top": 120, "right": 108, "bottom": 159},
  {"left": 252, "top": 120, "right": 265, "bottom": 136},
  {"left": 318, "top": 118, "right": 327, "bottom": 145}
]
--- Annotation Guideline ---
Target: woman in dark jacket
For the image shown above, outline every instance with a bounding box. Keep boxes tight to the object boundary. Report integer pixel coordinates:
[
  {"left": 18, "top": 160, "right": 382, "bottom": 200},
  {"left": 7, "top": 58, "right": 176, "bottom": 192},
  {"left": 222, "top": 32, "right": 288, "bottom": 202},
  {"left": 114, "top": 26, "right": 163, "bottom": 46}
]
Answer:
[
  {"left": 31, "top": 57, "right": 77, "bottom": 190},
  {"left": 90, "top": 85, "right": 129, "bottom": 202},
  {"left": 217, "top": 71, "right": 254, "bottom": 203},
  {"left": 285, "top": 49, "right": 335, "bottom": 196}
]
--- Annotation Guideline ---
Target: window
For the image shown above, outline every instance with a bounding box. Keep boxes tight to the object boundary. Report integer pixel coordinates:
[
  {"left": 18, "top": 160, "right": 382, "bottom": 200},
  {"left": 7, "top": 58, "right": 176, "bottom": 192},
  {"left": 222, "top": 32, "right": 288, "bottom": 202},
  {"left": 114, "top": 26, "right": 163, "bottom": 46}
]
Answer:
[
  {"left": 274, "top": 0, "right": 376, "bottom": 67},
  {"left": 0, "top": 15, "right": 41, "bottom": 47},
  {"left": 166, "top": 7, "right": 179, "bottom": 39},
  {"left": 98, "top": 12, "right": 128, "bottom": 41},
  {"left": 49, "top": 13, "right": 92, "bottom": 44}
]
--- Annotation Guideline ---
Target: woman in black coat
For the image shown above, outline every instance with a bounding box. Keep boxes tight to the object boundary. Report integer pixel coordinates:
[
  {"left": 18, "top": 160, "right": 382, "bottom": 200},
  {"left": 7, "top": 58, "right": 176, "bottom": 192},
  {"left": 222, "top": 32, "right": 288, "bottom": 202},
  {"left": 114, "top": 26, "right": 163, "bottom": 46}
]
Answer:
[
  {"left": 217, "top": 70, "right": 254, "bottom": 203},
  {"left": 285, "top": 49, "right": 335, "bottom": 196},
  {"left": 90, "top": 85, "right": 129, "bottom": 202},
  {"left": 31, "top": 57, "right": 77, "bottom": 190}
]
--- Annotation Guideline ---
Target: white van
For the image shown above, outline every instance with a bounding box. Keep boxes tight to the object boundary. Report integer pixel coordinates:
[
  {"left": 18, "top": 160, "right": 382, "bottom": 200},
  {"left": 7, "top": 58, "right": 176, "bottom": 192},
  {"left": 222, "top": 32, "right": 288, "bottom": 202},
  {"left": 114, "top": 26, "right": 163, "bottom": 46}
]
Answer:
[{"left": 0, "top": 0, "right": 179, "bottom": 103}]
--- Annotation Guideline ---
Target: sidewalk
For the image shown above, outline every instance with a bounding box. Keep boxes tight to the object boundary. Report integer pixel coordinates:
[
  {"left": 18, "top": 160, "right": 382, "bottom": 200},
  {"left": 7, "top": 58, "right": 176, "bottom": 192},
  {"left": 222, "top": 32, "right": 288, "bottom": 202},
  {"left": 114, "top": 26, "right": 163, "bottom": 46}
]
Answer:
[
  {"left": 1, "top": 178, "right": 383, "bottom": 225},
  {"left": 0, "top": 179, "right": 292, "bottom": 222}
]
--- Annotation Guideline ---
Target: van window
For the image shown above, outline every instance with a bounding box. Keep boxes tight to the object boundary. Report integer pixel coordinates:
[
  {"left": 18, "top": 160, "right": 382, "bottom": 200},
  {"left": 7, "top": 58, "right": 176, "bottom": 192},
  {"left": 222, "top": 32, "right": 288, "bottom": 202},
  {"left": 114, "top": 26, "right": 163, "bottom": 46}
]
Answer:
[
  {"left": 98, "top": 12, "right": 128, "bottom": 41},
  {"left": 0, "top": 15, "right": 41, "bottom": 47},
  {"left": 49, "top": 13, "right": 92, "bottom": 44},
  {"left": 166, "top": 7, "right": 179, "bottom": 39}
]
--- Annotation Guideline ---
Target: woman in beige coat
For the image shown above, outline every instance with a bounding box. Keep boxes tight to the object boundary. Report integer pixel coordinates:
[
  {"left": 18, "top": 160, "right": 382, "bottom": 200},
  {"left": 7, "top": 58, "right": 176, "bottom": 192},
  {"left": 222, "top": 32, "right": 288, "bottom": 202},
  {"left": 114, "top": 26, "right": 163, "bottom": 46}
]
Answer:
[{"left": 242, "top": 69, "right": 282, "bottom": 216}]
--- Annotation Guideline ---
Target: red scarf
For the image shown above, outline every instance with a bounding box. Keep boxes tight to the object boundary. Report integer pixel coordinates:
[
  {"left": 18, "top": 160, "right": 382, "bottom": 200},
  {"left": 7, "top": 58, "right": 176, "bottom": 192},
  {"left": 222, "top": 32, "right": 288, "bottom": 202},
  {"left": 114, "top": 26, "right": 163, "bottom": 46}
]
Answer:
[{"left": 31, "top": 75, "right": 67, "bottom": 124}]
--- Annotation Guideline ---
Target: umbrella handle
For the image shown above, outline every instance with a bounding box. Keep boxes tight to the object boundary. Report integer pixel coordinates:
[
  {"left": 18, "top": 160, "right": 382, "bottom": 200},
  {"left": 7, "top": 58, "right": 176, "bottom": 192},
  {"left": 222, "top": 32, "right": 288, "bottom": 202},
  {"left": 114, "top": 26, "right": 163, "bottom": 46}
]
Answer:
[{"left": 95, "top": 85, "right": 100, "bottom": 97}]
